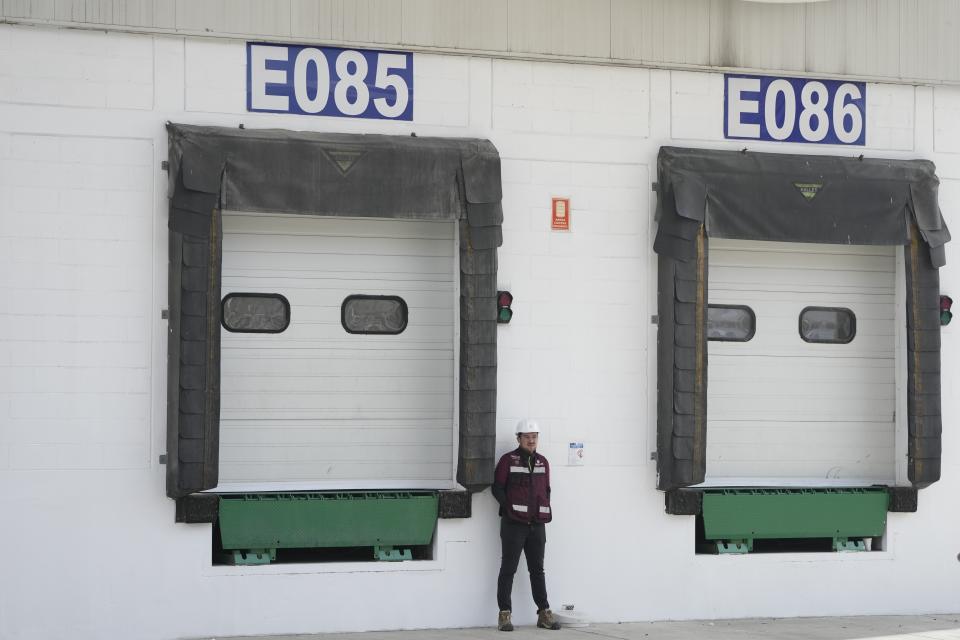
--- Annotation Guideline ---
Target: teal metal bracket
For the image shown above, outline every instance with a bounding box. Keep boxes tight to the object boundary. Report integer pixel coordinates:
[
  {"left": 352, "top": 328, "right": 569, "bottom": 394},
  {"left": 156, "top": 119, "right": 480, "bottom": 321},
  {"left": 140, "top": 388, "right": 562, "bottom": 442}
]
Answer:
[
  {"left": 833, "top": 537, "right": 867, "bottom": 552},
  {"left": 227, "top": 549, "right": 277, "bottom": 565},
  {"left": 716, "top": 539, "right": 753, "bottom": 554},
  {"left": 374, "top": 545, "right": 412, "bottom": 561}
]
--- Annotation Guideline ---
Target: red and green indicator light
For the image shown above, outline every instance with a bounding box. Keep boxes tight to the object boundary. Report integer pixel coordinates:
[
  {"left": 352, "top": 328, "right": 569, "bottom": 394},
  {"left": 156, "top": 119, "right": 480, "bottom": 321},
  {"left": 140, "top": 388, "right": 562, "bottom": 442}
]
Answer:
[{"left": 497, "top": 291, "right": 513, "bottom": 324}]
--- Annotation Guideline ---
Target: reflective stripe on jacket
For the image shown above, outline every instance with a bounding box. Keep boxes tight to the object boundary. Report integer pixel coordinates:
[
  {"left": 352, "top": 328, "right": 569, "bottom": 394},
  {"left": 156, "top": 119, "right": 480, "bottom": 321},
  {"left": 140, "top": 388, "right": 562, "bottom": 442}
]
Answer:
[{"left": 494, "top": 448, "right": 552, "bottom": 524}]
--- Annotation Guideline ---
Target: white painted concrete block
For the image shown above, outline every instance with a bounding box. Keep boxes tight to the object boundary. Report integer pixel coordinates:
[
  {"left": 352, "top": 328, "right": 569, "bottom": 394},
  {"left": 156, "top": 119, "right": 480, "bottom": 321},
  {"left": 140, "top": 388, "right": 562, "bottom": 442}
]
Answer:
[
  {"left": 530, "top": 160, "right": 574, "bottom": 185},
  {"left": 101, "top": 443, "right": 148, "bottom": 469},
  {"left": 492, "top": 105, "right": 533, "bottom": 131},
  {"left": 0, "top": 27, "right": 152, "bottom": 109},
  {"left": 866, "top": 82, "right": 914, "bottom": 151},
  {"left": 934, "top": 86, "right": 960, "bottom": 153},
  {"left": 8, "top": 133, "right": 60, "bottom": 160},
  {"left": 0, "top": 236, "right": 59, "bottom": 262},
  {"left": 0, "top": 132, "right": 152, "bottom": 474},
  {"left": 154, "top": 34, "right": 185, "bottom": 111},
  {"left": 467, "top": 56, "right": 493, "bottom": 131},
  {"left": 9, "top": 338, "right": 148, "bottom": 368},
  {"left": 494, "top": 60, "right": 649, "bottom": 137},
  {"left": 530, "top": 109, "right": 572, "bottom": 134},
  {"left": 10, "top": 393, "right": 147, "bottom": 420},
  {"left": 412, "top": 54, "right": 469, "bottom": 127},
  {"left": 9, "top": 185, "right": 59, "bottom": 213},
  {"left": 185, "top": 39, "right": 245, "bottom": 113},
  {"left": 670, "top": 70, "right": 724, "bottom": 141}
]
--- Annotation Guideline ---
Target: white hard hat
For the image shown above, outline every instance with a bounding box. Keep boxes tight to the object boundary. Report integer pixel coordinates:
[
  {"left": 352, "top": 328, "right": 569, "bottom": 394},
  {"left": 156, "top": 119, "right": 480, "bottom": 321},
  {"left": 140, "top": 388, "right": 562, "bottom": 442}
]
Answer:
[{"left": 515, "top": 419, "right": 540, "bottom": 435}]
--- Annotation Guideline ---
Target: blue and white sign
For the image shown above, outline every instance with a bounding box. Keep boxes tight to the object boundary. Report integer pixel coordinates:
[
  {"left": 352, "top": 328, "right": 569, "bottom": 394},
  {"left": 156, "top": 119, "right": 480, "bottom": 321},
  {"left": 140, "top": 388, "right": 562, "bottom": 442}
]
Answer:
[
  {"left": 724, "top": 74, "right": 866, "bottom": 146},
  {"left": 247, "top": 42, "right": 413, "bottom": 121}
]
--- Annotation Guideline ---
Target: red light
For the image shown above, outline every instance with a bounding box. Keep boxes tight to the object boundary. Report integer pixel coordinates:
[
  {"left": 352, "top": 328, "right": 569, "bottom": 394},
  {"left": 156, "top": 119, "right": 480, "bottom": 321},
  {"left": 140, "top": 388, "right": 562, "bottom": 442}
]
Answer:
[
  {"left": 496, "top": 290, "right": 513, "bottom": 324},
  {"left": 940, "top": 295, "right": 953, "bottom": 312}
]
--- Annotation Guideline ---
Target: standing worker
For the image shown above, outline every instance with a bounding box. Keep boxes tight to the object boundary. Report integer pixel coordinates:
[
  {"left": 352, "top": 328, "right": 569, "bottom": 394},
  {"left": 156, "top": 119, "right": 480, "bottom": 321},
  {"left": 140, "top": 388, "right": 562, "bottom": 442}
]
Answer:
[{"left": 492, "top": 419, "right": 561, "bottom": 632}]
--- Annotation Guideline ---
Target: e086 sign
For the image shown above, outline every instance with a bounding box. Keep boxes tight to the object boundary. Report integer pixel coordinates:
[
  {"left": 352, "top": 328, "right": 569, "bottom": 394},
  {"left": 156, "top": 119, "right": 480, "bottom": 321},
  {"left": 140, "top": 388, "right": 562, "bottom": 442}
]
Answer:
[
  {"left": 247, "top": 42, "right": 413, "bottom": 121},
  {"left": 724, "top": 74, "right": 866, "bottom": 146}
]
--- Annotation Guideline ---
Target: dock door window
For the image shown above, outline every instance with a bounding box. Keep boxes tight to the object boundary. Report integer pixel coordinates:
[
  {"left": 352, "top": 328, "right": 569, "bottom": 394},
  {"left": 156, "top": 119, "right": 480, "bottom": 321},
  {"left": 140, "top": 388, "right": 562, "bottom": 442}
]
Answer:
[
  {"left": 707, "top": 305, "right": 756, "bottom": 342},
  {"left": 221, "top": 293, "right": 291, "bottom": 333},
  {"left": 341, "top": 295, "right": 408, "bottom": 334},
  {"left": 799, "top": 307, "right": 856, "bottom": 344}
]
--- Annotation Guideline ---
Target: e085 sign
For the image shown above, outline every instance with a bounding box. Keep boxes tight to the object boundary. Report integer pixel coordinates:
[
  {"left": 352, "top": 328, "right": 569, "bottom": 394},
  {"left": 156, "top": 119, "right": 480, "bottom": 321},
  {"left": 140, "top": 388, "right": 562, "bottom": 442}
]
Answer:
[
  {"left": 724, "top": 74, "right": 866, "bottom": 146},
  {"left": 247, "top": 42, "right": 413, "bottom": 121}
]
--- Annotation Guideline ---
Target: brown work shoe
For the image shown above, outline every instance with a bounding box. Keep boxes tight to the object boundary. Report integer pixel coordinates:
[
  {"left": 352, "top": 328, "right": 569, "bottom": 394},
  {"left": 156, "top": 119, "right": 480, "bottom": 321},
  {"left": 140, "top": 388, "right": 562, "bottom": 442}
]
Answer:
[
  {"left": 498, "top": 610, "right": 514, "bottom": 632},
  {"left": 537, "top": 608, "right": 561, "bottom": 630}
]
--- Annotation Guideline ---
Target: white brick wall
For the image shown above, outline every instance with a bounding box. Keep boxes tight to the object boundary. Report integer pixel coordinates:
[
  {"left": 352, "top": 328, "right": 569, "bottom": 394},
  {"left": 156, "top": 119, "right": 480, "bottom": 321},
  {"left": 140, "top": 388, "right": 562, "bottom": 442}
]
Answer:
[
  {"left": 866, "top": 82, "right": 915, "bottom": 151},
  {"left": 670, "top": 71, "right": 724, "bottom": 141},
  {"left": 934, "top": 85, "right": 960, "bottom": 153},
  {"left": 1, "top": 23, "right": 959, "bottom": 640},
  {"left": 493, "top": 60, "right": 649, "bottom": 137},
  {"left": 0, "top": 26, "right": 153, "bottom": 109},
  {"left": 184, "top": 38, "right": 245, "bottom": 113},
  {"left": 411, "top": 54, "right": 469, "bottom": 127},
  {"left": 495, "top": 150, "right": 649, "bottom": 466},
  {"left": 0, "top": 133, "right": 153, "bottom": 472}
]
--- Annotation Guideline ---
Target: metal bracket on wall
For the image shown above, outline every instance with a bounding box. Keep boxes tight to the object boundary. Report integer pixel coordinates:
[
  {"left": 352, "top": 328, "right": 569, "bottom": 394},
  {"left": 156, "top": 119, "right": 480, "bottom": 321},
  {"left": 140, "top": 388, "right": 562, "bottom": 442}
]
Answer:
[
  {"left": 833, "top": 537, "right": 867, "bottom": 552},
  {"left": 716, "top": 539, "right": 752, "bottom": 554},
  {"left": 374, "top": 545, "right": 412, "bottom": 561}
]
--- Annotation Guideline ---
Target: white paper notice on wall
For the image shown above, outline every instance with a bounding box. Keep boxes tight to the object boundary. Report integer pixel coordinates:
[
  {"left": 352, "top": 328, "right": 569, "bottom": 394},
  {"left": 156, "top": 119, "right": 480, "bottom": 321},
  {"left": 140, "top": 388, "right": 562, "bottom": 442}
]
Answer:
[{"left": 568, "top": 442, "right": 584, "bottom": 466}]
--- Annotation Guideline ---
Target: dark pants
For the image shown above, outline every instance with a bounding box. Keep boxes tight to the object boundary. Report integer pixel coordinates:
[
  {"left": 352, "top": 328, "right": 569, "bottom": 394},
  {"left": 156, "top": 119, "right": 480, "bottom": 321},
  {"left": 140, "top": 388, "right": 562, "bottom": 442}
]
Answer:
[{"left": 497, "top": 518, "right": 549, "bottom": 612}]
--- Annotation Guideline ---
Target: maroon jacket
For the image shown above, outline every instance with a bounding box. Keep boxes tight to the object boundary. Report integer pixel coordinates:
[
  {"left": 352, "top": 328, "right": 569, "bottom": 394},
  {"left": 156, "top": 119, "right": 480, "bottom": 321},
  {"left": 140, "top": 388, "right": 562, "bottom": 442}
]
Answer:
[{"left": 493, "top": 447, "right": 552, "bottom": 524}]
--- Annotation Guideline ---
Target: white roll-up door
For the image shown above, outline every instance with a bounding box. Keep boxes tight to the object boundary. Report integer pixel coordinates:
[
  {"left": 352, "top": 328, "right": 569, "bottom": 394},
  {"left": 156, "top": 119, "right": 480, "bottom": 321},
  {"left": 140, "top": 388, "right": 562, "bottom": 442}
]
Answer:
[
  {"left": 216, "top": 212, "right": 457, "bottom": 490},
  {"left": 706, "top": 239, "right": 897, "bottom": 485}
]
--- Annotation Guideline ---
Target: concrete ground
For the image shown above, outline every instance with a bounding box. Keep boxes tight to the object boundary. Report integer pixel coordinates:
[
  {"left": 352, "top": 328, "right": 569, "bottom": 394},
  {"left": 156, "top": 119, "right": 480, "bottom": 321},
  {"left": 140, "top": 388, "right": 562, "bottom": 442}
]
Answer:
[{"left": 207, "top": 614, "right": 960, "bottom": 640}]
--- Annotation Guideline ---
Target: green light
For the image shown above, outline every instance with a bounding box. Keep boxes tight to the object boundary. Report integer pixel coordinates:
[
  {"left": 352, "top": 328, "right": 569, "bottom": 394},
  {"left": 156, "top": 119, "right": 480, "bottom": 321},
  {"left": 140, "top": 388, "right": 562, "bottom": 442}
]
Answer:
[
  {"left": 941, "top": 295, "right": 953, "bottom": 326},
  {"left": 496, "top": 290, "right": 513, "bottom": 324}
]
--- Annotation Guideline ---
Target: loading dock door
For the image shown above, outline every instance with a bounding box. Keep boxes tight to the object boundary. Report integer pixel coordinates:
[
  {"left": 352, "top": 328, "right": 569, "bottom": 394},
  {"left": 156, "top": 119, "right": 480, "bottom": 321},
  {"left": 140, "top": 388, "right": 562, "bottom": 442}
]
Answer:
[
  {"left": 707, "top": 239, "right": 897, "bottom": 485},
  {"left": 653, "top": 145, "right": 948, "bottom": 491},
  {"left": 216, "top": 212, "right": 456, "bottom": 489}
]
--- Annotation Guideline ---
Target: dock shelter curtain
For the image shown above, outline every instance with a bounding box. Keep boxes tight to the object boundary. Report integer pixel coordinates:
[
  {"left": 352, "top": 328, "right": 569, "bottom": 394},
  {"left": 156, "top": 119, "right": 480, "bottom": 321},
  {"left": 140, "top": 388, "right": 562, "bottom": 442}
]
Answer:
[
  {"left": 654, "top": 146, "right": 950, "bottom": 491},
  {"left": 165, "top": 123, "right": 504, "bottom": 499}
]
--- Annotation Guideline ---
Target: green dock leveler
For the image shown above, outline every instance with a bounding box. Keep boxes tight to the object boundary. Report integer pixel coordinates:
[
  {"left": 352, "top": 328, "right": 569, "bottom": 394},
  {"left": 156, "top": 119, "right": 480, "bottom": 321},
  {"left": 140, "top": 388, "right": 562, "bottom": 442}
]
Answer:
[
  {"left": 217, "top": 491, "right": 439, "bottom": 565},
  {"left": 701, "top": 488, "right": 889, "bottom": 554}
]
